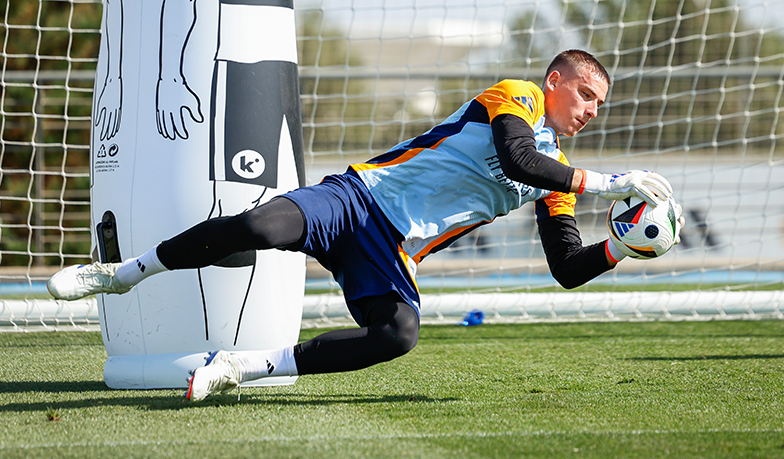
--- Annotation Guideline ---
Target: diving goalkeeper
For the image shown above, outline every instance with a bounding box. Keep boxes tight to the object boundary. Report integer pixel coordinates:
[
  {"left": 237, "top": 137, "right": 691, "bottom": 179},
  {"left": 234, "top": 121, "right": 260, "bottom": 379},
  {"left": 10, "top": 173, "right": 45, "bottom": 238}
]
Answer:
[{"left": 48, "top": 49, "right": 683, "bottom": 401}]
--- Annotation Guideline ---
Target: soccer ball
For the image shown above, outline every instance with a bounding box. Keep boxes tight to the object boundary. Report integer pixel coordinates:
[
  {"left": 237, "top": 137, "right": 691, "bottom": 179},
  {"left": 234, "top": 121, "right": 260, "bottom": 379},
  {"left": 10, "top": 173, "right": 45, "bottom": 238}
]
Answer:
[{"left": 606, "top": 196, "right": 678, "bottom": 259}]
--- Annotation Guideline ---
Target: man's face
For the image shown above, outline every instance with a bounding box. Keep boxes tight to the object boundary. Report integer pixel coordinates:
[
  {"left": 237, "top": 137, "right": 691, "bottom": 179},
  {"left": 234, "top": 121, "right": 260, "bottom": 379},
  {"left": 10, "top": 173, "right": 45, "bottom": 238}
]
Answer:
[{"left": 543, "top": 66, "right": 609, "bottom": 137}]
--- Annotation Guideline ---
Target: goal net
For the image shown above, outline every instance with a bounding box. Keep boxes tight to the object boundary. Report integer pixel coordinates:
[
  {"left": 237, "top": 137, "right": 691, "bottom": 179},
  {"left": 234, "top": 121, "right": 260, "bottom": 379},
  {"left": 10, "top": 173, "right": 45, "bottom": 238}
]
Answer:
[{"left": 2, "top": 0, "right": 783, "bottom": 329}]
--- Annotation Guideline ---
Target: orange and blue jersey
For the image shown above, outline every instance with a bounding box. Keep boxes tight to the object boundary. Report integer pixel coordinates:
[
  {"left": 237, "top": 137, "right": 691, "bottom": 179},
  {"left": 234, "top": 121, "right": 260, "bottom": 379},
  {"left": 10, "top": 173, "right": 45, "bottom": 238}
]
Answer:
[{"left": 351, "top": 79, "right": 576, "bottom": 266}]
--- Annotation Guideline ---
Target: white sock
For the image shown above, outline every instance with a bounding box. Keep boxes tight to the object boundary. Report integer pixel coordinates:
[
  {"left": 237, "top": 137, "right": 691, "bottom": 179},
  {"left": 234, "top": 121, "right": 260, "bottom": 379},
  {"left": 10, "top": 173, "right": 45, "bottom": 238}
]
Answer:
[
  {"left": 236, "top": 347, "right": 298, "bottom": 383},
  {"left": 115, "top": 246, "right": 169, "bottom": 287}
]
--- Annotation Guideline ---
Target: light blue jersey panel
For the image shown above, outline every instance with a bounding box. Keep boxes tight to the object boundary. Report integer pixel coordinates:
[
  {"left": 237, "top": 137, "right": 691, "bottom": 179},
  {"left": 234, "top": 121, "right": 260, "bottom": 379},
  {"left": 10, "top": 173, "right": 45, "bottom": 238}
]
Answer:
[{"left": 354, "top": 100, "right": 562, "bottom": 262}]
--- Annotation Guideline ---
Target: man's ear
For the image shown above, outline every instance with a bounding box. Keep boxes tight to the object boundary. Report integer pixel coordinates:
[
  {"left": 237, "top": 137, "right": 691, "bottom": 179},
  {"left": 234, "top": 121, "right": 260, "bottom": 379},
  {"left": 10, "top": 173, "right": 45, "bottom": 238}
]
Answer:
[{"left": 544, "top": 70, "right": 560, "bottom": 92}]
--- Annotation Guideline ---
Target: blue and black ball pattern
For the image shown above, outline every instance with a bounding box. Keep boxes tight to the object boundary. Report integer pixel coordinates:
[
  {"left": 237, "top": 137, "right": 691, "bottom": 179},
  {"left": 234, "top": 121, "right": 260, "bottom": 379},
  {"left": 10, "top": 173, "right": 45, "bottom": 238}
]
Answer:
[{"left": 645, "top": 224, "right": 659, "bottom": 239}]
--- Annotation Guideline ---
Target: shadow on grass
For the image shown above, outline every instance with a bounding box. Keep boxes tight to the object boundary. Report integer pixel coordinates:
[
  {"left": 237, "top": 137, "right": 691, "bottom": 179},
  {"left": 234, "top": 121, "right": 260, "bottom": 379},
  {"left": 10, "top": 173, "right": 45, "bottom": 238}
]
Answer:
[
  {"left": 0, "top": 380, "right": 110, "bottom": 394},
  {"left": 240, "top": 392, "right": 457, "bottom": 406},
  {"left": 418, "top": 323, "right": 784, "bottom": 343},
  {"left": 0, "top": 382, "right": 457, "bottom": 413},
  {"left": 625, "top": 354, "right": 784, "bottom": 361}
]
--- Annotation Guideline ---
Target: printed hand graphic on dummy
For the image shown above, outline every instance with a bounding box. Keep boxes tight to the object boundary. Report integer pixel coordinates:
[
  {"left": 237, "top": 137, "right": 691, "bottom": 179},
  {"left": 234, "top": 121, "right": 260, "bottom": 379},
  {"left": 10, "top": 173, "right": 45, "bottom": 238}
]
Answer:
[
  {"left": 156, "top": 77, "right": 204, "bottom": 140},
  {"left": 156, "top": 0, "right": 203, "bottom": 141},
  {"left": 94, "top": 0, "right": 123, "bottom": 142},
  {"left": 95, "top": 75, "right": 123, "bottom": 141}
]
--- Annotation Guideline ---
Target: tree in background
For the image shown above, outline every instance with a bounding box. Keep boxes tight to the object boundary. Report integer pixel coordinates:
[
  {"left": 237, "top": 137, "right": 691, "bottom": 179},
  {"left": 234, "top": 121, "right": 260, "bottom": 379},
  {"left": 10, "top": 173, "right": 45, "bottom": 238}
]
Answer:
[{"left": 0, "top": 1, "right": 102, "bottom": 266}]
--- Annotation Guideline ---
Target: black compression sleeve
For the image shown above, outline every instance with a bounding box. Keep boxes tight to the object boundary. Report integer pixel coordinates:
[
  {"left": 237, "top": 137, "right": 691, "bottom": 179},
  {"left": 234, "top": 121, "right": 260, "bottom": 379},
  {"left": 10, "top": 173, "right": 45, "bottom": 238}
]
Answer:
[
  {"left": 491, "top": 114, "right": 575, "bottom": 193},
  {"left": 293, "top": 294, "right": 419, "bottom": 375},
  {"left": 156, "top": 197, "right": 305, "bottom": 270},
  {"left": 537, "top": 213, "right": 613, "bottom": 289}
]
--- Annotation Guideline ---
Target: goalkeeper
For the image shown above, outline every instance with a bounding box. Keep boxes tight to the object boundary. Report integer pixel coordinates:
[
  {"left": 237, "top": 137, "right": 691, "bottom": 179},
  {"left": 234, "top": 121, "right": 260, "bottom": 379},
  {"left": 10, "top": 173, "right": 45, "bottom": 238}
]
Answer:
[{"left": 48, "top": 49, "right": 682, "bottom": 401}]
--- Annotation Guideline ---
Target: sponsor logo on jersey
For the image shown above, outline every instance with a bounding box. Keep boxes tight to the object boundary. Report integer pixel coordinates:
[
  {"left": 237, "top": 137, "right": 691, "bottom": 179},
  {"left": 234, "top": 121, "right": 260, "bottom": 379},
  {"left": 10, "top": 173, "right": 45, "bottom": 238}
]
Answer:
[
  {"left": 513, "top": 96, "right": 534, "bottom": 112},
  {"left": 485, "top": 155, "right": 530, "bottom": 196}
]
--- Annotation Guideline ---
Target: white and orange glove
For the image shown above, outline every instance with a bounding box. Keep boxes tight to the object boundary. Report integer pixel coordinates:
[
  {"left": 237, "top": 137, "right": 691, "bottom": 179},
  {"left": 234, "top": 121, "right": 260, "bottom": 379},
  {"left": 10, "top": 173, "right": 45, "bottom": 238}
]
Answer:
[{"left": 580, "top": 170, "right": 673, "bottom": 206}]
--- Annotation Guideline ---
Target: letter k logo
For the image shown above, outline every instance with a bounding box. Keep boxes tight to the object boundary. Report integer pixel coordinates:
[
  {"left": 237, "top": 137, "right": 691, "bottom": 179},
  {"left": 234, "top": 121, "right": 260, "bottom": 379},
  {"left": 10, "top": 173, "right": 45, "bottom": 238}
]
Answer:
[
  {"left": 232, "top": 149, "right": 265, "bottom": 180},
  {"left": 240, "top": 155, "right": 256, "bottom": 173}
]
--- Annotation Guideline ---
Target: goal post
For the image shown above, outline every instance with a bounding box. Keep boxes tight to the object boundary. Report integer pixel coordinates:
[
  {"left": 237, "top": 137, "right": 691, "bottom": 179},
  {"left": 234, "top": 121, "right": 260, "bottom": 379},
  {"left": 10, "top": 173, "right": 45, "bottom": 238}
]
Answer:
[{"left": 2, "top": 0, "right": 784, "bottom": 329}]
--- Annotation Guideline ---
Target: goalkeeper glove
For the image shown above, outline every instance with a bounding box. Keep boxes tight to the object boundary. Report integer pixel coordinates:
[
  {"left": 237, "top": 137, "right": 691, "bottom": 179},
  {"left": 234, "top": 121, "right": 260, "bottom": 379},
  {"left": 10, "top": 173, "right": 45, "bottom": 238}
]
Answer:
[
  {"left": 673, "top": 201, "right": 685, "bottom": 245},
  {"left": 581, "top": 170, "right": 672, "bottom": 206}
]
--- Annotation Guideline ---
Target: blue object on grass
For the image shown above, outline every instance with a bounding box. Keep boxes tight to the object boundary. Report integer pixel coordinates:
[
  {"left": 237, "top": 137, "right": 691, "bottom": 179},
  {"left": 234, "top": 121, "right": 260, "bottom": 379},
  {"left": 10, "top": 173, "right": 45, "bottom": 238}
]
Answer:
[{"left": 461, "top": 309, "right": 485, "bottom": 326}]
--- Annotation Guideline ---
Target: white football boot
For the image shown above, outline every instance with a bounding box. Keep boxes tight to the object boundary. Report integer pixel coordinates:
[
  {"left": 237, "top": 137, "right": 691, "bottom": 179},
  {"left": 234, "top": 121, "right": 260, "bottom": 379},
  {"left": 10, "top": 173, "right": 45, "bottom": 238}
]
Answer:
[
  {"left": 47, "top": 263, "right": 132, "bottom": 301},
  {"left": 186, "top": 350, "right": 242, "bottom": 402}
]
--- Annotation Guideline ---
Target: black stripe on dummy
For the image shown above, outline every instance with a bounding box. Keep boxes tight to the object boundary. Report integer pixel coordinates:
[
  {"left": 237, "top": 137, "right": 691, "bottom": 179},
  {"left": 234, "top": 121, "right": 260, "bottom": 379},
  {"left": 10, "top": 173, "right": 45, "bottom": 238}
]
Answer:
[{"left": 211, "top": 61, "right": 303, "bottom": 187}]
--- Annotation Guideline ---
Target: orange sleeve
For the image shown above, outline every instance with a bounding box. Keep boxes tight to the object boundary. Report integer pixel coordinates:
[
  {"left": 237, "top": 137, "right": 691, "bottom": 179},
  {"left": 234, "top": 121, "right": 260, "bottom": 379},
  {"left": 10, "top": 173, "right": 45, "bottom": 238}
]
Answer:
[
  {"left": 475, "top": 79, "right": 545, "bottom": 128},
  {"left": 537, "top": 151, "right": 576, "bottom": 218}
]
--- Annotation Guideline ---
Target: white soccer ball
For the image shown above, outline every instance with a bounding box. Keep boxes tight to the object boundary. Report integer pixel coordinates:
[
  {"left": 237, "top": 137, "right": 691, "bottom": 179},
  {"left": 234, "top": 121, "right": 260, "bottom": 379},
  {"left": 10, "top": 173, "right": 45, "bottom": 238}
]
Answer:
[{"left": 606, "top": 196, "right": 678, "bottom": 259}]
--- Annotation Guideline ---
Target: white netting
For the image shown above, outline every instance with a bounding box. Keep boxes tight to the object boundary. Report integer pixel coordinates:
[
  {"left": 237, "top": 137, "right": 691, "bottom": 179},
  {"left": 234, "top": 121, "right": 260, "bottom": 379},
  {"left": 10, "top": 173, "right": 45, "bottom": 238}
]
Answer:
[{"left": 1, "top": 0, "right": 783, "bottom": 329}]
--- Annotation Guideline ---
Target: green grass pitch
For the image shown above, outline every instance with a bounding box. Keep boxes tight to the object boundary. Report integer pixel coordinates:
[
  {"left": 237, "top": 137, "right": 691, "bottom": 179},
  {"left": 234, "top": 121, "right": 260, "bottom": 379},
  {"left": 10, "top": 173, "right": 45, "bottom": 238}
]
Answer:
[{"left": 1, "top": 320, "right": 783, "bottom": 458}]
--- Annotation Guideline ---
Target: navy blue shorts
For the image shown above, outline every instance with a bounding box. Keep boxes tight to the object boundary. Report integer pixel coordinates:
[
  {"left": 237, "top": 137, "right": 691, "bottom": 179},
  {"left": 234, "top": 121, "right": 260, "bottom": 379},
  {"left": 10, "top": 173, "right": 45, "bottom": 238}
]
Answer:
[{"left": 283, "top": 170, "right": 420, "bottom": 326}]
